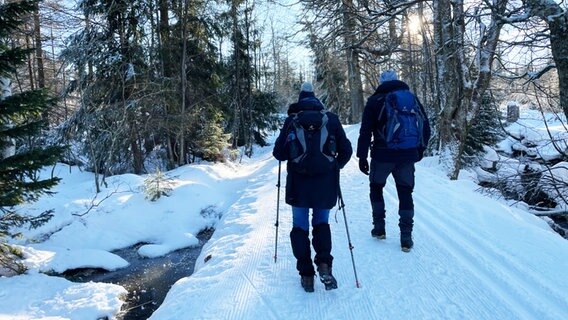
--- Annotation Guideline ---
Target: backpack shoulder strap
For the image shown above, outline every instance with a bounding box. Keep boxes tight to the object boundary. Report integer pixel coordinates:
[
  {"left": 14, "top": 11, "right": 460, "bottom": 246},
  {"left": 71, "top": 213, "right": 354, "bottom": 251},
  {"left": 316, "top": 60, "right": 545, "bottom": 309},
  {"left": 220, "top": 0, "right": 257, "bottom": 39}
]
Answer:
[
  {"left": 376, "top": 93, "right": 389, "bottom": 121},
  {"left": 320, "top": 109, "right": 329, "bottom": 128}
]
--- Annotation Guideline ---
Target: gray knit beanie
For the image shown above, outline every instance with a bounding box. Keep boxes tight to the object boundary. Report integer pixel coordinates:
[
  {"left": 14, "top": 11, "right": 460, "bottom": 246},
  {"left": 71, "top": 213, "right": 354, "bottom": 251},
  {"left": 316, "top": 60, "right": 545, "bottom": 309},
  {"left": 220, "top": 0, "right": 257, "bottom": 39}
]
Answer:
[
  {"left": 379, "top": 70, "right": 398, "bottom": 84},
  {"left": 300, "top": 82, "right": 314, "bottom": 92}
]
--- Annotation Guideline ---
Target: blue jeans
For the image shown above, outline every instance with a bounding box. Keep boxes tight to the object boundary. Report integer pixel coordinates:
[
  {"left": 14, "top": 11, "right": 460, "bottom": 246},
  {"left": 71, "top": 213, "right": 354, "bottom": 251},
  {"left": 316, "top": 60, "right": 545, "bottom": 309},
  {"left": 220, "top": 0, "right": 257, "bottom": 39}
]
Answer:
[{"left": 292, "top": 207, "right": 330, "bottom": 231}]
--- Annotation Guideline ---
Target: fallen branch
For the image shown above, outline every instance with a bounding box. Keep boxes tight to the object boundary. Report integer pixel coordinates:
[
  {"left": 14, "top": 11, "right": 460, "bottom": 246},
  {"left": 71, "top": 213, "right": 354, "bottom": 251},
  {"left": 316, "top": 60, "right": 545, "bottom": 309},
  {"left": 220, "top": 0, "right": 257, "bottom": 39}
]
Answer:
[
  {"left": 529, "top": 207, "right": 568, "bottom": 217},
  {"left": 72, "top": 184, "right": 131, "bottom": 217}
]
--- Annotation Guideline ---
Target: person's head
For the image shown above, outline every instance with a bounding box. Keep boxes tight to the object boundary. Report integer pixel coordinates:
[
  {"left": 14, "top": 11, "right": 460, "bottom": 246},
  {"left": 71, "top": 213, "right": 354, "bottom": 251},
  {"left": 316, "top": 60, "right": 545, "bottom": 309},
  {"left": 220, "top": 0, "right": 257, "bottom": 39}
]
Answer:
[
  {"left": 298, "top": 82, "right": 315, "bottom": 100},
  {"left": 379, "top": 70, "right": 398, "bottom": 84}
]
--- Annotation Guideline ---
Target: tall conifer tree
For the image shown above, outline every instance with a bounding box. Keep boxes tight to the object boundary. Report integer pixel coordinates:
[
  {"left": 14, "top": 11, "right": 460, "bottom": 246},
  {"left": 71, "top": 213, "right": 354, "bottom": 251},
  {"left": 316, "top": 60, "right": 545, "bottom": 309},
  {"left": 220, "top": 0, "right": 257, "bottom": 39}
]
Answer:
[{"left": 1, "top": 0, "right": 65, "bottom": 273}]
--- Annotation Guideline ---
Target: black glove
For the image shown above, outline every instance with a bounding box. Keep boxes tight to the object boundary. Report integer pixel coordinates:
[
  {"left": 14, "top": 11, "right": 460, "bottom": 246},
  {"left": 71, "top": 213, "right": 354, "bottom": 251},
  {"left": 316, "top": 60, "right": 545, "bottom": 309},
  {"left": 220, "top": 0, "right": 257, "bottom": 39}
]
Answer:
[
  {"left": 418, "top": 147, "right": 425, "bottom": 161},
  {"left": 359, "top": 158, "right": 369, "bottom": 175}
]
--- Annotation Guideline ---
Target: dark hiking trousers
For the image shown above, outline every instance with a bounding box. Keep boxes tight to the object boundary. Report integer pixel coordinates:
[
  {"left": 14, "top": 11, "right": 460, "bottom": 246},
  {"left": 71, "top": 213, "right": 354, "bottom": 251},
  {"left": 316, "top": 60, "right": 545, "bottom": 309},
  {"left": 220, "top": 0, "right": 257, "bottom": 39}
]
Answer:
[
  {"left": 369, "top": 160, "right": 415, "bottom": 235},
  {"left": 312, "top": 223, "right": 333, "bottom": 268},
  {"left": 290, "top": 227, "right": 315, "bottom": 276},
  {"left": 290, "top": 223, "right": 333, "bottom": 276}
]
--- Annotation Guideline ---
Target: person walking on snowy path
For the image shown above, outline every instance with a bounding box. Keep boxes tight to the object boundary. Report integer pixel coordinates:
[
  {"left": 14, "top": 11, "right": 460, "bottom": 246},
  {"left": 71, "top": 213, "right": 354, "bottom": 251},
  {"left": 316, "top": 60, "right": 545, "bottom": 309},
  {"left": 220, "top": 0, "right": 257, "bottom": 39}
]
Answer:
[
  {"left": 356, "top": 70, "right": 431, "bottom": 252},
  {"left": 273, "top": 82, "right": 352, "bottom": 292}
]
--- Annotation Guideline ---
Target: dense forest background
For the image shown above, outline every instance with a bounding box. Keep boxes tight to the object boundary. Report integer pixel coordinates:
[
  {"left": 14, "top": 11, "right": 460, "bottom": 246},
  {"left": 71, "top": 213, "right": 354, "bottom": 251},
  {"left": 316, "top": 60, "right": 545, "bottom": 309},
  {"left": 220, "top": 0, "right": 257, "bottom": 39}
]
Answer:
[
  {"left": 2, "top": 0, "right": 567, "bottom": 172},
  {"left": 1, "top": 0, "right": 567, "bottom": 268}
]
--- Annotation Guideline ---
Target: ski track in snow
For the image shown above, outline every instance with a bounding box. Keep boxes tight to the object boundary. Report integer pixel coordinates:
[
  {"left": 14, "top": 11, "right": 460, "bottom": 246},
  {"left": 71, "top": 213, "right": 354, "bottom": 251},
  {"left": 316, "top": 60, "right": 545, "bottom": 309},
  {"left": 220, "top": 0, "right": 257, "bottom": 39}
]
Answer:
[
  {"left": 151, "top": 126, "right": 568, "bottom": 320},
  {"left": 416, "top": 177, "right": 567, "bottom": 320}
]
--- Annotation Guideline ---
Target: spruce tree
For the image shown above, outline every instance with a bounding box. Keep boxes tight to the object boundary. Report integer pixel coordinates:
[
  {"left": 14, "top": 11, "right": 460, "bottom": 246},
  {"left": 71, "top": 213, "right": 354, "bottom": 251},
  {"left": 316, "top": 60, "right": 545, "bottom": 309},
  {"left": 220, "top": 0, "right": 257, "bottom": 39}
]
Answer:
[
  {"left": 1, "top": 0, "right": 65, "bottom": 273},
  {"left": 462, "top": 94, "right": 503, "bottom": 167},
  {"left": 143, "top": 169, "right": 174, "bottom": 201}
]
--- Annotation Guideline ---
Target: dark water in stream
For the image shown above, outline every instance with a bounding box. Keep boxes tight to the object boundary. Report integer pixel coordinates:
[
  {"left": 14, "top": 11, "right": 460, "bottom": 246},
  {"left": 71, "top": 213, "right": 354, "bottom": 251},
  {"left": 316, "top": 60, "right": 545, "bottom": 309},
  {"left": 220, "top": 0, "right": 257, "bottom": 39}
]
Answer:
[{"left": 63, "top": 229, "right": 214, "bottom": 320}]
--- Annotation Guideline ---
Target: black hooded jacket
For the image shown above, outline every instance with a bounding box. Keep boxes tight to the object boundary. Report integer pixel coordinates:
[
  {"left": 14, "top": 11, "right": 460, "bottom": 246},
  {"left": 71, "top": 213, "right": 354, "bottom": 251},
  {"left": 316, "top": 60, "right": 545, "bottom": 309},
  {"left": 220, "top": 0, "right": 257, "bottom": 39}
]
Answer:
[{"left": 273, "top": 95, "right": 352, "bottom": 209}]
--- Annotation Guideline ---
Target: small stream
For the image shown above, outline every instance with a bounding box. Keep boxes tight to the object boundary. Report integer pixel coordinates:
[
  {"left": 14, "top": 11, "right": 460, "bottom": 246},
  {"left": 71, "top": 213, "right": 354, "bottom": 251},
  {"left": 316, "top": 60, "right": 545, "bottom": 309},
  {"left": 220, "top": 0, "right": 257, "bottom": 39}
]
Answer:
[{"left": 63, "top": 229, "right": 214, "bottom": 319}]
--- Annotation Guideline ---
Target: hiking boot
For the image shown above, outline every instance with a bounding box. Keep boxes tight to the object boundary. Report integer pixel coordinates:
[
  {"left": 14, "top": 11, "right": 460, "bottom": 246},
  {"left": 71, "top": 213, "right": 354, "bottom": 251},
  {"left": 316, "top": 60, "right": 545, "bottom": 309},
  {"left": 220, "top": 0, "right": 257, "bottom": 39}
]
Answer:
[
  {"left": 371, "top": 204, "right": 386, "bottom": 240},
  {"left": 371, "top": 227, "right": 386, "bottom": 239},
  {"left": 401, "top": 234, "right": 413, "bottom": 252},
  {"left": 317, "top": 263, "right": 338, "bottom": 290},
  {"left": 301, "top": 275, "right": 314, "bottom": 292}
]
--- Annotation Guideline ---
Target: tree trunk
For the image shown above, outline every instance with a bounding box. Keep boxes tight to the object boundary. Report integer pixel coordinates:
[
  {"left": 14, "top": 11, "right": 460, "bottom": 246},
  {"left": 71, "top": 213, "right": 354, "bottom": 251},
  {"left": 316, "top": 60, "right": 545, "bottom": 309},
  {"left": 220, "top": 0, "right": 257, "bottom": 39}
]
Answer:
[
  {"left": 523, "top": 0, "right": 568, "bottom": 119},
  {"left": 0, "top": 78, "right": 16, "bottom": 159},
  {"left": 130, "top": 126, "right": 143, "bottom": 174},
  {"left": 158, "top": 0, "right": 176, "bottom": 168},
  {"left": 244, "top": 2, "right": 253, "bottom": 156},
  {"left": 25, "top": 34, "right": 35, "bottom": 90},
  {"left": 159, "top": 0, "right": 169, "bottom": 41},
  {"left": 417, "top": 2, "right": 436, "bottom": 111},
  {"left": 434, "top": 0, "right": 507, "bottom": 179},
  {"left": 230, "top": 0, "right": 242, "bottom": 149},
  {"left": 342, "top": 0, "right": 364, "bottom": 123},
  {"left": 178, "top": 0, "right": 188, "bottom": 166},
  {"left": 33, "top": 2, "right": 47, "bottom": 125},
  {"left": 550, "top": 22, "right": 568, "bottom": 120},
  {"left": 433, "top": 0, "right": 463, "bottom": 178}
]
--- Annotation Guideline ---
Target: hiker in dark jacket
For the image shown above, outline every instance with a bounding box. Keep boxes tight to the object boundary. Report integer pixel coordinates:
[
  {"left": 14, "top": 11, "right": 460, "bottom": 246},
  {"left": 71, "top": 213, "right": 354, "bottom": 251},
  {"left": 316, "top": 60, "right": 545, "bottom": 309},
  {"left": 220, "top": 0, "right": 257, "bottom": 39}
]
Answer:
[
  {"left": 273, "top": 82, "right": 352, "bottom": 292},
  {"left": 357, "top": 70, "right": 431, "bottom": 252}
]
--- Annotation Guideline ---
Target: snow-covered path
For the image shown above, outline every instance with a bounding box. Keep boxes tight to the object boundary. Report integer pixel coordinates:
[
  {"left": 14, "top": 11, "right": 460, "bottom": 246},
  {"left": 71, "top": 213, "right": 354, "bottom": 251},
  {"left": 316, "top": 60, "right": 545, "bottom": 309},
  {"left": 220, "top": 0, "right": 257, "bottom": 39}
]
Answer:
[{"left": 150, "top": 125, "right": 568, "bottom": 320}]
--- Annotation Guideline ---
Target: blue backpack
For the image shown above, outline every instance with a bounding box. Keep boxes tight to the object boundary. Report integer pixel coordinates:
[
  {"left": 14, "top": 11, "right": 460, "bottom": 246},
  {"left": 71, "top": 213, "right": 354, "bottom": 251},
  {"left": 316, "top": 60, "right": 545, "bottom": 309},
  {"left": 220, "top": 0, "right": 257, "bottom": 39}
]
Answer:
[
  {"left": 286, "top": 110, "right": 337, "bottom": 175},
  {"left": 379, "top": 89, "right": 425, "bottom": 150}
]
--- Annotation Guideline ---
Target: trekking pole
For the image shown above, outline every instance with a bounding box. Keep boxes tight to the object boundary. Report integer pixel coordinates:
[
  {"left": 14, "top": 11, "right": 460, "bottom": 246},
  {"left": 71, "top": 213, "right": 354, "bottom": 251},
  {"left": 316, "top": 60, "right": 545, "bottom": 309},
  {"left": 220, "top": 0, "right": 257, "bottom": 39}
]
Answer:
[
  {"left": 274, "top": 161, "right": 282, "bottom": 263},
  {"left": 338, "top": 180, "right": 361, "bottom": 288}
]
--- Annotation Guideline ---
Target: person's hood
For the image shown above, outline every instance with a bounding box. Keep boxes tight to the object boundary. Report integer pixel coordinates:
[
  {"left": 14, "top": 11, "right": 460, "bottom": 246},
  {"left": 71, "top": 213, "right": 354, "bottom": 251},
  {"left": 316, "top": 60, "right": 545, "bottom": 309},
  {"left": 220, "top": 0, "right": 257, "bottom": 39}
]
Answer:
[
  {"left": 374, "top": 80, "right": 410, "bottom": 95},
  {"left": 298, "top": 90, "right": 315, "bottom": 101},
  {"left": 287, "top": 96, "right": 325, "bottom": 115}
]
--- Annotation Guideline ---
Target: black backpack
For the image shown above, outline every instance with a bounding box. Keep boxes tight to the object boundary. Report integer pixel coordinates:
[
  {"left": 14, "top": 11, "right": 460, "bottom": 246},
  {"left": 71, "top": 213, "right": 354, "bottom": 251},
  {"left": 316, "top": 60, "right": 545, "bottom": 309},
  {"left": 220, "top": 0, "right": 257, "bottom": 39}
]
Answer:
[{"left": 286, "top": 110, "right": 337, "bottom": 175}]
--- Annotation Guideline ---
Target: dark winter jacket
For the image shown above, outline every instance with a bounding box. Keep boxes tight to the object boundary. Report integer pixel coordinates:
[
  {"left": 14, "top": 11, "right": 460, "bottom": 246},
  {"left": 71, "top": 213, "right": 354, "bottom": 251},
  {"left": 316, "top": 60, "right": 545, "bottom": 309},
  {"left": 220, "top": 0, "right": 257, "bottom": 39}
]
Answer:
[
  {"left": 356, "top": 80, "right": 431, "bottom": 163},
  {"left": 273, "top": 97, "right": 352, "bottom": 209}
]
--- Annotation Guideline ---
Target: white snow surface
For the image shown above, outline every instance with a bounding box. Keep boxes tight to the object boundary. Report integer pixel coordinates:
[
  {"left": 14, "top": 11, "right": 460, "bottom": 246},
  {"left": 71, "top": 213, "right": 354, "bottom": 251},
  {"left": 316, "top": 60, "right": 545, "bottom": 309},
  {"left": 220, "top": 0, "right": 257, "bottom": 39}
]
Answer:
[
  {"left": 0, "top": 273, "right": 126, "bottom": 319},
  {"left": 497, "top": 108, "right": 568, "bottom": 161},
  {"left": 539, "top": 161, "right": 568, "bottom": 209},
  {"left": 1, "top": 121, "right": 568, "bottom": 319}
]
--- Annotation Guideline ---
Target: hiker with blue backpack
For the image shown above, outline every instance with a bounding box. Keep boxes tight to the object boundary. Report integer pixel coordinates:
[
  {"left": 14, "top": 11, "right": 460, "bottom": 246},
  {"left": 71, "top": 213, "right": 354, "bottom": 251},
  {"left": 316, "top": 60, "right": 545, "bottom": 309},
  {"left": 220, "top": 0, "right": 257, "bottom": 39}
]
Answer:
[
  {"left": 273, "top": 82, "right": 352, "bottom": 292},
  {"left": 357, "top": 70, "right": 431, "bottom": 252}
]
